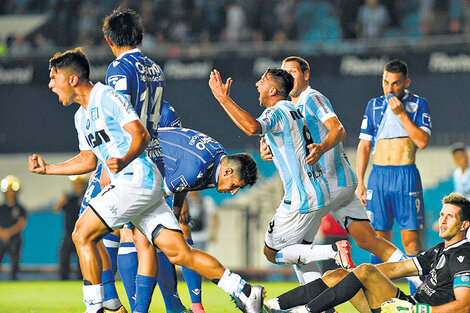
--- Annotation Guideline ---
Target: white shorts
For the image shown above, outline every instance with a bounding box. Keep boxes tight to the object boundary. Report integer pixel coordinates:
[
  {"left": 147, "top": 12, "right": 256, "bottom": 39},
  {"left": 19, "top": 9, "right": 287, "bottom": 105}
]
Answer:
[
  {"left": 264, "top": 185, "right": 368, "bottom": 251},
  {"left": 89, "top": 178, "right": 180, "bottom": 243},
  {"left": 328, "top": 185, "right": 369, "bottom": 230}
]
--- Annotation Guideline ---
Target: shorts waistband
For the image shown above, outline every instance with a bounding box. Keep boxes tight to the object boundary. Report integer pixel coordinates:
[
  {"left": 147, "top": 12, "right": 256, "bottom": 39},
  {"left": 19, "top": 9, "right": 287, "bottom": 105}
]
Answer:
[{"left": 372, "top": 163, "right": 417, "bottom": 169}]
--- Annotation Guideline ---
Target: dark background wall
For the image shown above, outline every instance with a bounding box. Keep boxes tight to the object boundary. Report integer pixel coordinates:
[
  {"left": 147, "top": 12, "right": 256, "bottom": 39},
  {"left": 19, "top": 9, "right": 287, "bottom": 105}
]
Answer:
[{"left": 1, "top": 52, "right": 469, "bottom": 153}]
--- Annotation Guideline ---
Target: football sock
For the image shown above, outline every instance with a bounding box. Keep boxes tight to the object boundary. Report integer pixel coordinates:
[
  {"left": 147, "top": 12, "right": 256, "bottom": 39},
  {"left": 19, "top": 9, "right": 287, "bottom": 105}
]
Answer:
[
  {"left": 216, "top": 268, "right": 246, "bottom": 297},
  {"left": 305, "top": 272, "right": 363, "bottom": 313},
  {"left": 134, "top": 274, "right": 156, "bottom": 313},
  {"left": 276, "top": 244, "right": 336, "bottom": 265},
  {"left": 156, "top": 251, "right": 186, "bottom": 312},
  {"left": 277, "top": 278, "right": 328, "bottom": 309},
  {"left": 182, "top": 239, "right": 203, "bottom": 304},
  {"left": 370, "top": 254, "right": 382, "bottom": 264},
  {"left": 83, "top": 283, "right": 104, "bottom": 313},
  {"left": 386, "top": 249, "right": 406, "bottom": 262},
  {"left": 102, "top": 234, "right": 120, "bottom": 274},
  {"left": 406, "top": 253, "right": 420, "bottom": 294},
  {"left": 117, "top": 242, "right": 138, "bottom": 311},
  {"left": 101, "top": 269, "right": 121, "bottom": 310},
  {"left": 292, "top": 262, "right": 322, "bottom": 285}
]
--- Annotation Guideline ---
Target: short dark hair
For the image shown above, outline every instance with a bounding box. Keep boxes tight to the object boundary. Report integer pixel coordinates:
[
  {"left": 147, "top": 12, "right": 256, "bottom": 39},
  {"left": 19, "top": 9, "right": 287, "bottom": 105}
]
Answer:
[
  {"left": 385, "top": 59, "right": 408, "bottom": 78},
  {"left": 49, "top": 47, "right": 90, "bottom": 80},
  {"left": 225, "top": 153, "right": 258, "bottom": 187},
  {"left": 442, "top": 193, "right": 470, "bottom": 222},
  {"left": 282, "top": 56, "right": 310, "bottom": 73},
  {"left": 265, "top": 67, "right": 294, "bottom": 98},
  {"left": 450, "top": 142, "right": 466, "bottom": 155},
  {"left": 102, "top": 8, "right": 143, "bottom": 47}
]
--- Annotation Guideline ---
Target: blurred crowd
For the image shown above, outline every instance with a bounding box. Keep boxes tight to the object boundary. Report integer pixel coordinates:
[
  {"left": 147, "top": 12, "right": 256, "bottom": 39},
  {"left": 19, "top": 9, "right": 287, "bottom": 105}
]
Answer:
[{"left": 1, "top": 0, "right": 470, "bottom": 57}]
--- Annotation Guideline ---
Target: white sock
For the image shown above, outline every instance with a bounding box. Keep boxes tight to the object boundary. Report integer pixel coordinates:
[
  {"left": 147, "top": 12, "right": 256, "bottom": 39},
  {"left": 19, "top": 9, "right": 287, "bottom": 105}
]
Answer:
[
  {"left": 387, "top": 249, "right": 406, "bottom": 262},
  {"left": 265, "top": 298, "right": 281, "bottom": 310},
  {"left": 293, "top": 262, "right": 322, "bottom": 285},
  {"left": 292, "top": 305, "right": 310, "bottom": 313},
  {"left": 217, "top": 268, "right": 246, "bottom": 297},
  {"left": 276, "top": 244, "right": 336, "bottom": 265},
  {"left": 83, "top": 284, "right": 104, "bottom": 313}
]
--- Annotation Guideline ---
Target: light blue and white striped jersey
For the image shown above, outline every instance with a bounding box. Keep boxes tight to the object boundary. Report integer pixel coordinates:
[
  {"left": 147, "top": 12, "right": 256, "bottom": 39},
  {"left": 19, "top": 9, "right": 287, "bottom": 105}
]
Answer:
[
  {"left": 297, "top": 86, "right": 357, "bottom": 188},
  {"left": 257, "top": 100, "right": 330, "bottom": 213},
  {"left": 74, "top": 82, "right": 158, "bottom": 189}
]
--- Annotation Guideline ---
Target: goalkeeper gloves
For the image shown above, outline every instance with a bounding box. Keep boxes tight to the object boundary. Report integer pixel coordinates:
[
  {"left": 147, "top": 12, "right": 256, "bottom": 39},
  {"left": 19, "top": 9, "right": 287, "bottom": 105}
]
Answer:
[{"left": 381, "top": 298, "right": 431, "bottom": 313}]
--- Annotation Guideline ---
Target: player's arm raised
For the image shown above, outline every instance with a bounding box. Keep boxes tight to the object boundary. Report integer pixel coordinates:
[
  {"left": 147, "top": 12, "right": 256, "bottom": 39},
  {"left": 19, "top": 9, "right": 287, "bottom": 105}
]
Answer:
[
  {"left": 28, "top": 150, "right": 97, "bottom": 176},
  {"left": 209, "top": 69, "right": 262, "bottom": 136},
  {"left": 106, "top": 120, "right": 150, "bottom": 173}
]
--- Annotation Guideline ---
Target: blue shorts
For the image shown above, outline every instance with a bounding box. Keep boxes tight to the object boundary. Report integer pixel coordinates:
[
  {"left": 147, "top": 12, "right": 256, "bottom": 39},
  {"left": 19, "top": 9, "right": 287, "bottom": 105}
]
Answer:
[{"left": 366, "top": 164, "right": 424, "bottom": 231}]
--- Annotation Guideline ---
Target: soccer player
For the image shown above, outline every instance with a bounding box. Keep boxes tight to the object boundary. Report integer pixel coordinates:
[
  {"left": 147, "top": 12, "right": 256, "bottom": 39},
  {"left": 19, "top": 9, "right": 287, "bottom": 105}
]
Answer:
[
  {"left": 263, "top": 193, "right": 470, "bottom": 313},
  {"left": 259, "top": 56, "right": 408, "bottom": 284},
  {"left": 28, "top": 48, "right": 265, "bottom": 313},
  {"left": 356, "top": 59, "right": 431, "bottom": 292},
  {"left": 209, "top": 68, "right": 353, "bottom": 285}
]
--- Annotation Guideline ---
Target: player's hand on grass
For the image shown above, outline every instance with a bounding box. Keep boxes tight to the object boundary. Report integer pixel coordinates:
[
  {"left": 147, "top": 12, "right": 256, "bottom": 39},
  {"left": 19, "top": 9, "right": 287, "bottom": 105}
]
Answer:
[
  {"left": 355, "top": 183, "right": 367, "bottom": 207},
  {"left": 106, "top": 157, "right": 126, "bottom": 173},
  {"left": 28, "top": 154, "right": 47, "bottom": 174},
  {"left": 259, "top": 137, "right": 273, "bottom": 162}
]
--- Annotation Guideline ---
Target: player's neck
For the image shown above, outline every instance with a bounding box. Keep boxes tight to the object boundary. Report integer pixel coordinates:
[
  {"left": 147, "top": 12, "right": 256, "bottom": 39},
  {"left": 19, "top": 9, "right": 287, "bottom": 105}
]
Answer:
[
  {"left": 75, "top": 82, "right": 94, "bottom": 110},
  {"left": 114, "top": 46, "right": 136, "bottom": 58},
  {"left": 444, "top": 232, "right": 466, "bottom": 247}
]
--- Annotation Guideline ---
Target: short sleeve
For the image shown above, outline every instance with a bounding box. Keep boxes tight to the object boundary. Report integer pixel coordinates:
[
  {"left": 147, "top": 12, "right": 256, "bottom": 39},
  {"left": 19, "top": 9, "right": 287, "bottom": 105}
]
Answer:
[
  {"left": 105, "top": 89, "right": 139, "bottom": 127},
  {"left": 449, "top": 249, "right": 470, "bottom": 289},
  {"left": 415, "top": 98, "right": 432, "bottom": 135},
  {"left": 106, "top": 62, "right": 131, "bottom": 98},
  {"left": 359, "top": 99, "right": 375, "bottom": 142},
  {"left": 257, "top": 107, "right": 285, "bottom": 136},
  {"left": 413, "top": 246, "right": 437, "bottom": 276},
  {"left": 304, "top": 93, "right": 336, "bottom": 124}
]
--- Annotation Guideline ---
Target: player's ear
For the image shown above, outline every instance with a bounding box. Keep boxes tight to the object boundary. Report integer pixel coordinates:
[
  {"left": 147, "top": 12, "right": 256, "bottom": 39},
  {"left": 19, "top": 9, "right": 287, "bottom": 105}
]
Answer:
[
  {"left": 105, "top": 36, "right": 114, "bottom": 47},
  {"left": 304, "top": 69, "right": 310, "bottom": 81},
  {"left": 70, "top": 74, "right": 79, "bottom": 87},
  {"left": 461, "top": 220, "right": 470, "bottom": 231},
  {"left": 224, "top": 167, "right": 233, "bottom": 176},
  {"left": 404, "top": 77, "right": 410, "bottom": 88}
]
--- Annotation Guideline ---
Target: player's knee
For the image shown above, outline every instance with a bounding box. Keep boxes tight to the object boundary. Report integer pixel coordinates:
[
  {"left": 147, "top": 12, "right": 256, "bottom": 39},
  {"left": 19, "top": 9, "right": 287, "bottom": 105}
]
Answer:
[
  {"left": 166, "top": 249, "right": 191, "bottom": 267},
  {"left": 263, "top": 246, "right": 277, "bottom": 264},
  {"left": 402, "top": 240, "right": 421, "bottom": 255},
  {"left": 354, "top": 263, "right": 377, "bottom": 280}
]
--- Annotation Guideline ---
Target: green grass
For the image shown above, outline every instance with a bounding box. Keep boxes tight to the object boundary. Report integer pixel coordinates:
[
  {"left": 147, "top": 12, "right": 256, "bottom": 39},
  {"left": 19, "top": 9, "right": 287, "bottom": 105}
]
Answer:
[{"left": 0, "top": 280, "right": 409, "bottom": 313}]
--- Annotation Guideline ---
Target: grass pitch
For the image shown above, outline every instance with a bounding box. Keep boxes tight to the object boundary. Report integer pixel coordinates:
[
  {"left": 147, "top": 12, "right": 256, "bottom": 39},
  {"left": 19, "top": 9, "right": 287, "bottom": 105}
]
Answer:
[{"left": 0, "top": 280, "right": 408, "bottom": 313}]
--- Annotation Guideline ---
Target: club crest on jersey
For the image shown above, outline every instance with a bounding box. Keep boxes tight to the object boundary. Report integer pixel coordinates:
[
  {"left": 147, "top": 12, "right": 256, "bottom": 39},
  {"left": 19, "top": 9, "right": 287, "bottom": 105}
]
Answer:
[
  {"left": 91, "top": 108, "right": 99, "bottom": 121},
  {"left": 405, "top": 101, "right": 418, "bottom": 113},
  {"left": 436, "top": 254, "right": 446, "bottom": 269},
  {"left": 86, "top": 119, "right": 90, "bottom": 130}
]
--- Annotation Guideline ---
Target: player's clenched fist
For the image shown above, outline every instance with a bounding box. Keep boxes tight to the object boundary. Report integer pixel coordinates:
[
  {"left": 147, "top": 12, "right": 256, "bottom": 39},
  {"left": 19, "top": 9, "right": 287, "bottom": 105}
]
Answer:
[
  {"left": 28, "top": 154, "right": 47, "bottom": 174},
  {"left": 106, "top": 157, "right": 126, "bottom": 174}
]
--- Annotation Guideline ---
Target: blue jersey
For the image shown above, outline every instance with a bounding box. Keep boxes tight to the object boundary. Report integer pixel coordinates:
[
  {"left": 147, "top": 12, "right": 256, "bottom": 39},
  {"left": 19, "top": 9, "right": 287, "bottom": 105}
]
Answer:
[
  {"left": 297, "top": 86, "right": 357, "bottom": 188},
  {"left": 75, "top": 83, "right": 158, "bottom": 189},
  {"left": 106, "top": 48, "right": 165, "bottom": 160},
  {"left": 80, "top": 99, "right": 181, "bottom": 213},
  {"left": 257, "top": 100, "right": 330, "bottom": 213},
  {"left": 359, "top": 91, "right": 432, "bottom": 147},
  {"left": 158, "top": 127, "right": 226, "bottom": 194}
]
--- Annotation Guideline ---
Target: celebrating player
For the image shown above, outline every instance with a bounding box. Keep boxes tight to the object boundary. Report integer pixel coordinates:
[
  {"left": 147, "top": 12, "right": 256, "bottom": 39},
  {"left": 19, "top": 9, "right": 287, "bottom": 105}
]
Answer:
[{"left": 29, "top": 48, "right": 265, "bottom": 313}]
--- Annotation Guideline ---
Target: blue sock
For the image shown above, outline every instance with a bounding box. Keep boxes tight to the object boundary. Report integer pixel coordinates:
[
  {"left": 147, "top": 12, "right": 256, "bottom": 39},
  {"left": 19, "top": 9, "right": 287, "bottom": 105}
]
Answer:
[
  {"left": 118, "top": 242, "right": 138, "bottom": 312},
  {"left": 103, "top": 233, "right": 120, "bottom": 274},
  {"left": 157, "top": 251, "right": 186, "bottom": 312},
  {"left": 101, "top": 270, "right": 120, "bottom": 309},
  {"left": 134, "top": 274, "right": 156, "bottom": 313},
  {"left": 182, "top": 239, "right": 203, "bottom": 304},
  {"left": 406, "top": 254, "right": 418, "bottom": 294},
  {"left": 370, "top": 254, "right": 382, "bottom": 265}
]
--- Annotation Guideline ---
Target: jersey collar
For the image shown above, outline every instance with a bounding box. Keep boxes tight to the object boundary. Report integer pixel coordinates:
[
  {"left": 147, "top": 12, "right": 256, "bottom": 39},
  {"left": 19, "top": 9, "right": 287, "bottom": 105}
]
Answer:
[
  {"left": 116, "top": 48, "right": 142, "bottom": 60},
  {"left": 443, "top": 238, "right": 469, "bottom": 252}
]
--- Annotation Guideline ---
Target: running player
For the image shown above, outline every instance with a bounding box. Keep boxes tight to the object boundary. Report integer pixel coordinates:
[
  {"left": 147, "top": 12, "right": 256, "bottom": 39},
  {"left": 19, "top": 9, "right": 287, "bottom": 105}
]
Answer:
[
  {"left": 258, "top": 56, "right": 408, "bottom": 284},
  {"left": 29, "top": 48, "right": 265, "bottom": 313}
]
